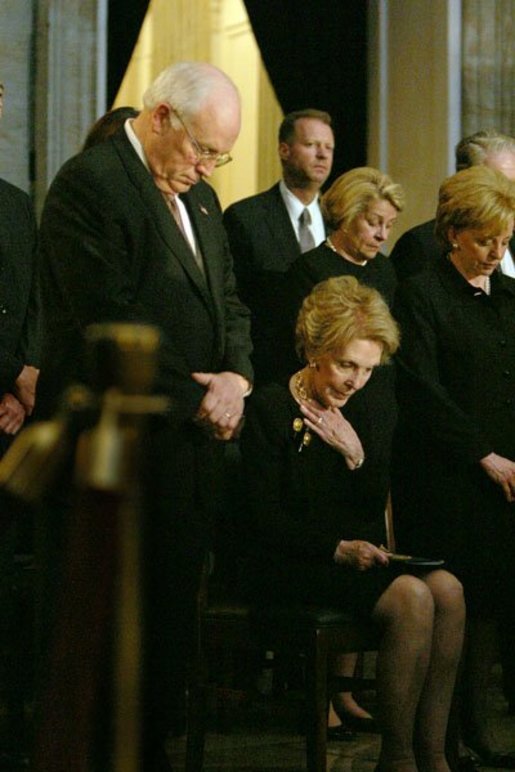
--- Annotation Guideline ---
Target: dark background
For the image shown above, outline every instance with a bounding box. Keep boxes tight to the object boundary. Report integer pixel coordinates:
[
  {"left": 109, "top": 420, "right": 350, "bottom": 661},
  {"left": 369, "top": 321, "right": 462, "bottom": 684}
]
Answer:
[{"left": 107, "top": 0, "right": 368, "bottom": 181}]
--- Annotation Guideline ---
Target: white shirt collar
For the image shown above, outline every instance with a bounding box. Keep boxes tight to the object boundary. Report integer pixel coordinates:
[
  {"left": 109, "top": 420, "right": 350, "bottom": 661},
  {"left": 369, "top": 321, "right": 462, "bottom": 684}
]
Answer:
[
  {"left": 279, "top": 179, "right": 325, "bottom": 247},
  {"left": 279, "top": 179, "right": 319, "bottom": 220},
  {"left": 124, "top": 118, "right": 149, "bottom": 170},
  {"left": 501, "top": 245, "right": 515, "bottom": 278},
  {"left": 123, "top": 118, "right": 199, "bottom": 255}
]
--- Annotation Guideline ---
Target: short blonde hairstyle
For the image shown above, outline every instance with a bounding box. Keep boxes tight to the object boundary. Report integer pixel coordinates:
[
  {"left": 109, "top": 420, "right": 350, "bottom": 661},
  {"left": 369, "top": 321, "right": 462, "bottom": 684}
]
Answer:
[
  {"left": 321, "top": 166, "right": 404, "bottom": 232},
  {"left": 435, "top": 166, "right": 515, "bottom": 250},
  {"left": 295, "top": 275, "right": 400, "bottom": 365}
]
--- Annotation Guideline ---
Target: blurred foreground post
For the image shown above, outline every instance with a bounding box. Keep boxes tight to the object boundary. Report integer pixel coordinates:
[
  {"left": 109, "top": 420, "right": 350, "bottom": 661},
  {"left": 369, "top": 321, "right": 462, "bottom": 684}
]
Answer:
[{"left": 0, "top": 323, "right": 167, "bottom": 771}]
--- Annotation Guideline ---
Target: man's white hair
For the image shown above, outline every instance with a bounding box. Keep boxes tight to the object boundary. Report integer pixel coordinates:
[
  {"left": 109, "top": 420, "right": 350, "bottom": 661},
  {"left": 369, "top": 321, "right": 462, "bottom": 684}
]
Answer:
[{"left": 142, "top": 61, "right": 239, "bottom": 119}]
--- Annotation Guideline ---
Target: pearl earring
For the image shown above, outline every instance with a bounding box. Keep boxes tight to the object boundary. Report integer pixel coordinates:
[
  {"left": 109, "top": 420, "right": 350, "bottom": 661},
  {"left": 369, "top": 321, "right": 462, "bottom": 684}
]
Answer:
[{"left": 451, "top": 242, "right": 458, "bottom": 249}]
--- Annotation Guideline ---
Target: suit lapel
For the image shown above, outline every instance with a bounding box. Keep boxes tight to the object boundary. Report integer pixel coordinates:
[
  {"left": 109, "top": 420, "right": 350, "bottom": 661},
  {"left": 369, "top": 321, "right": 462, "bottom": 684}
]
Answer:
[
  {"left": 264, "top": 185, "right": 301, "bottom": 257},
  {"left": 112, "top": 132, "right": 215, "bottom": 311},
  {"left": 184, "top": 188, "right": 219, "bottom": 283}
]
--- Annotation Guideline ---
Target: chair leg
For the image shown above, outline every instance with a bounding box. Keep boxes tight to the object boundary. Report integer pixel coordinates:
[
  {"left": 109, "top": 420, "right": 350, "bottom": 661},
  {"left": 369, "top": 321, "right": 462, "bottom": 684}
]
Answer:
[
  {"left": 304, "top": 630, "right": 328, "bottom": 772},
  {"left": 185, "top": 657, "right": 207, "bottom": 772}
]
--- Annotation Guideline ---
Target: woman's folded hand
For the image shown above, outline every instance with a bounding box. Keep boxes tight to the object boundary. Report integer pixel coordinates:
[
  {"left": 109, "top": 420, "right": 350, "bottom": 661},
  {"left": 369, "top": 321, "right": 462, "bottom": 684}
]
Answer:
[
  {"left": 334, "top": 539, "right": 390, "bottom": 571},
  {"left": 480, "top": 452, "right": 515, "bottom": 503}
]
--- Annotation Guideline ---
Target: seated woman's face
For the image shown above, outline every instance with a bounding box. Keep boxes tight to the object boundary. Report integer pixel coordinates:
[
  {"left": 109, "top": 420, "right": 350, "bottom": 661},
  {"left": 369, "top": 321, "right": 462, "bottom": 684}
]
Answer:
[
  {"left": 339, "top": 198, "right": 398, "bottom": 263},
  {"left": 311, "top": 338, "right": 383, "bottom": 408},
  {"left": 449, "top": 221, "right": 514, "bottom": 280}
]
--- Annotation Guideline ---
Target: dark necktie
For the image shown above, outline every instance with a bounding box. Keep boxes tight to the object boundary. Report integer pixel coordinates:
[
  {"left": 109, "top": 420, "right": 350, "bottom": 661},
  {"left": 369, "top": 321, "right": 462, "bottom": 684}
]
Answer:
[{"left": 298, "top": 208, "right": 316, "bottom": 253}]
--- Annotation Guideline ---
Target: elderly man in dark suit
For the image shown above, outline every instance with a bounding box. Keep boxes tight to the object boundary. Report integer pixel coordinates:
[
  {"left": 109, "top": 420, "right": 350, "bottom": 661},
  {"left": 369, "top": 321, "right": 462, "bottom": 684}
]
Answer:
[
  {"left": 390, "top": 130, "right": 515, "bottom": 282},
  {"left": 0, "top": 85, "right": 39, "bottom": 768},
  {"left": 223, "top": 109, "right": 334, "bottom": 384},
  {"left": 38, "top": 61, "right": 252, "bottom": 770}
]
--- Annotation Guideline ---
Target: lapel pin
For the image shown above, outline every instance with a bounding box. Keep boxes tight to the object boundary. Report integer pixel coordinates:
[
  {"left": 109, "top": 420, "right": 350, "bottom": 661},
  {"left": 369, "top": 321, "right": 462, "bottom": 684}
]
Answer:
[{"left": 199, "top": 205, "right": 209, "bottom": 215}]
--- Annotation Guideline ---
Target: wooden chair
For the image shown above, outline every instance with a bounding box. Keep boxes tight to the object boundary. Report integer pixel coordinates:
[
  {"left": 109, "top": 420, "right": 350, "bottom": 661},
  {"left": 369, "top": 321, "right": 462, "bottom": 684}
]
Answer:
[
  {"left": 185, "top": 589, "right": 379, "bottom": 772},
  {"left": 185, "top": 501, "right": 396, "bottom": 772}
]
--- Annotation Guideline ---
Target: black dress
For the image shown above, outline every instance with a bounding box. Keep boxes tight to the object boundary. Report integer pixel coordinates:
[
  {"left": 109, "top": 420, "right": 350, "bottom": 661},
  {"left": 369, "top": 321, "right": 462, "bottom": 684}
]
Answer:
[
  {"left": 287, "top": 242, "right": 397, "bottom": 312},
  {"left": 392, "top": 257, "right": 515, "bottom": 615},
  {"left": 239, "top": 383, "right": 403, "bottom": 618}
]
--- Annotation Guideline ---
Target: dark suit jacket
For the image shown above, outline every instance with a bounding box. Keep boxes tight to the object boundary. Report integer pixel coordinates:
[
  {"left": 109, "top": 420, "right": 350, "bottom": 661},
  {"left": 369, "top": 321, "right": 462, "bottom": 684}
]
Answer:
[
  {"left": 390, "top": 218, "right": 515, "bottom": 283},
  {"left": 38, "top": 129, "right": 253, "bottom": 533},
  {"left": 0, "top": 178, "right": 39, "bottom": 393},
  {"left": 224, "top": 182, "right": 321, "bottom": 384},
  {"left": 389, "top": 219, "right": 442, "bottom": 282}
]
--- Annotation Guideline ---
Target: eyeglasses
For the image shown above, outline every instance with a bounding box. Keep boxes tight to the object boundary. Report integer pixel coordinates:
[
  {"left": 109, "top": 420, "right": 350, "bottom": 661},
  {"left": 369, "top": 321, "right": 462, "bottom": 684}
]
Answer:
[{"left": 170, "top": 106, "right": 232, "bottom": 168}]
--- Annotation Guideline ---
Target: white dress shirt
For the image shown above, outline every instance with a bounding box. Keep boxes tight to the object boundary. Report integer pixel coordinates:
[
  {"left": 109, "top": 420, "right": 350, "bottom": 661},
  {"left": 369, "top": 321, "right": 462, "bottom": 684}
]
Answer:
[
  {"left": 501, "top": 247, "right": 515, "bottom": 278},
  {"left": 279, "top": 180, "right": 325, "bottom": 248}
]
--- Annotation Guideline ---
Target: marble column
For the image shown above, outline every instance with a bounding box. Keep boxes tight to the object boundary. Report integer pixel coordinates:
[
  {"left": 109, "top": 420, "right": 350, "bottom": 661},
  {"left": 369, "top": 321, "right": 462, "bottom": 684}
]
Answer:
[
  {"left": 0, "top": 0, "right": 34, "bottom": 192},
  {"left": 34, "top": 0, "right": 107, "bottom": 213},
  {"left": 461, "top": 0, "right": 514, "bottom": 136}
]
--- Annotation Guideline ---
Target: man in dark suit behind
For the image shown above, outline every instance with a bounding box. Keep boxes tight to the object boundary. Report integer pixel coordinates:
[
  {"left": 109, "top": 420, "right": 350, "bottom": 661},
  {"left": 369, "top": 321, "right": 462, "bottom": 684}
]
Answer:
[
  {"left": 390, "top": 129, "right": 515, "bottom": 282},
  {"left": 37, "top": 62, "right": 252, "bottom": 769},
  {"left": 0, "top": 80, "right": 39, "bottom": 454},
  {"left": 223, "top": 109, "right": 334, "bottom": 384},
  {"left": 0, "top": 178, "right": 39, "bottom": 454}
]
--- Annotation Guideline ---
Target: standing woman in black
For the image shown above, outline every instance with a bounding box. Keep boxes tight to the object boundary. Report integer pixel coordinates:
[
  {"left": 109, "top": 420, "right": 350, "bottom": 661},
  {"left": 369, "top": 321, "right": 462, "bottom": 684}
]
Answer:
[{"left": 393, "top": 165, "right": 515, "bottom": 767}]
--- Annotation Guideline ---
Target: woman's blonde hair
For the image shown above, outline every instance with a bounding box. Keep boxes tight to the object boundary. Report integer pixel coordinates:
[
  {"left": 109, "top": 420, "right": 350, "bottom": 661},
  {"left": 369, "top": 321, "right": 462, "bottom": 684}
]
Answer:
[
  {"left": 321, "top": 166, "right": 404, "bottom": 232},
  {"left": 295, "top": 275, "right": 400, "bottom": 364},
  {"left": 435, "top": 166, "right": 515, "bottom": 250}
]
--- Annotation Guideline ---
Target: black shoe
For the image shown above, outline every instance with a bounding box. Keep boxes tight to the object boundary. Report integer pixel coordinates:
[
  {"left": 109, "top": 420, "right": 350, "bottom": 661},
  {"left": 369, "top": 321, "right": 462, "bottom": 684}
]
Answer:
[
  {"left": 457, "top": 755, "right": 480, "bottom": 772},
  {"left": 327, "top": 724, "right": 356, "bottom": 742}
]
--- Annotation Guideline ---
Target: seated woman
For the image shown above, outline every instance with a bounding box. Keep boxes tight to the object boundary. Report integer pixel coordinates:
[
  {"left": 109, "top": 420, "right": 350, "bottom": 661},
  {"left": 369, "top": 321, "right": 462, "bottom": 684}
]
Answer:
[
  {"left": 393, "top": 165, "right": 515, "bottom": 768},
  {"left": 240, "top": 275, "right": 465, "bottom": 772}
]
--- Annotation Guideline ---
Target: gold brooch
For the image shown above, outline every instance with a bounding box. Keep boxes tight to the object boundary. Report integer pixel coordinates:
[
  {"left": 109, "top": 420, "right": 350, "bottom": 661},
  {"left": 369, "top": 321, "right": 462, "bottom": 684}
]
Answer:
[{"left": 292, "top": 417, "right": 312, "bottom": 453}]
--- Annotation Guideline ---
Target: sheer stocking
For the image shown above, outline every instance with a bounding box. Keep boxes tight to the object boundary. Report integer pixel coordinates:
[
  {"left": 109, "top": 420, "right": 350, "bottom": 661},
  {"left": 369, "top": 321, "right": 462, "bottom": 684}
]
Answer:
[
  {"left": 414, "top": 571, "right": 465, "bottom": 772},
  {"left": 372, "top": 574, "right": 434, "bottom": 772}
]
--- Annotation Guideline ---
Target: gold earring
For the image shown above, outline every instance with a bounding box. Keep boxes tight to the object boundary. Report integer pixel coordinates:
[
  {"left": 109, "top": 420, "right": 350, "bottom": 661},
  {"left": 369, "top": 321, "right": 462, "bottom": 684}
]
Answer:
[{"left": 451, "top": 242, "right": 458, "bottom": 249}]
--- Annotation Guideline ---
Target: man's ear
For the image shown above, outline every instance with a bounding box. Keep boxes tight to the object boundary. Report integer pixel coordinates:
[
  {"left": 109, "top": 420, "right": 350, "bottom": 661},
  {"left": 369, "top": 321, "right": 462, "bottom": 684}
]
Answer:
[
  {"left": 278, "top": 141, "right": 291, "bottom": 162},
  {"left": 152, "top": 103, "right": 172, "bottom": 134}
]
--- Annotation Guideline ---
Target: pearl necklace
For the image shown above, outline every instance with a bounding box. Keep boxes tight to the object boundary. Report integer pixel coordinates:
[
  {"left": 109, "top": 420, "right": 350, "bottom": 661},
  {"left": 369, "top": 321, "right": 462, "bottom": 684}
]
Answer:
[
  {"left": 447, "top": 252, "right": 491, "bottom": 295},
  {"left": 326, "top": 236, "right": 367, "bottom": 266}
]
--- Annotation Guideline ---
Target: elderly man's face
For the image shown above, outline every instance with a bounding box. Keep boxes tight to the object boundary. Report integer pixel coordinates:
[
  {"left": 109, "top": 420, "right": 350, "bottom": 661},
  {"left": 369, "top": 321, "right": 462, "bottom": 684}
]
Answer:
[
  {"left": 279, "top": 118, "right": 334, "bottom": 189},
  {"left": 146, "top": 96, "right": 240, "bottom": 196}
]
